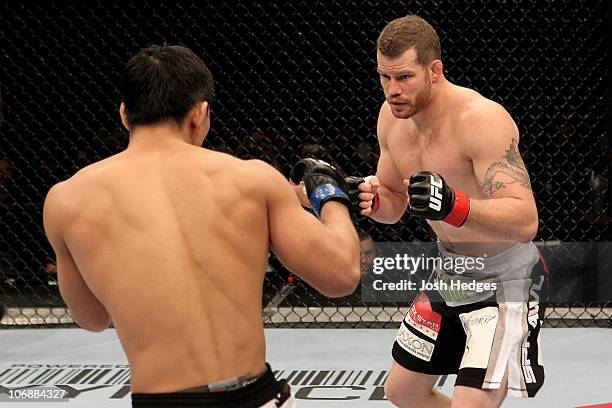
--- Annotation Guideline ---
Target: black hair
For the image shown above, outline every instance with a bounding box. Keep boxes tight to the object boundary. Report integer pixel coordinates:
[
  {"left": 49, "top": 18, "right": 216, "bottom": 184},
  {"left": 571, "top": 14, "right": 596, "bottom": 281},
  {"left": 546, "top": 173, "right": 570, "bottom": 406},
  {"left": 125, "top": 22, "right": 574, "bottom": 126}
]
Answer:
[{"left": 122, "top": 45, "right": 215, "bottom": 127}]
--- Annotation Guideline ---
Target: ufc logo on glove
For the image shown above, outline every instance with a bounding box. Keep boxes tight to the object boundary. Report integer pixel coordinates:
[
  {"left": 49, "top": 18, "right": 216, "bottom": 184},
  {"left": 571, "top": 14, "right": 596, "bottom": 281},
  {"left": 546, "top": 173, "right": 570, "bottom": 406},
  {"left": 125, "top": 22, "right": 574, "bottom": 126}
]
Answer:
[
  {"left": 429, "top": 174, "right": 444, "bottom": 211},
  {"left": 408, "top": 171, "right": 470, "bottom": 228}
]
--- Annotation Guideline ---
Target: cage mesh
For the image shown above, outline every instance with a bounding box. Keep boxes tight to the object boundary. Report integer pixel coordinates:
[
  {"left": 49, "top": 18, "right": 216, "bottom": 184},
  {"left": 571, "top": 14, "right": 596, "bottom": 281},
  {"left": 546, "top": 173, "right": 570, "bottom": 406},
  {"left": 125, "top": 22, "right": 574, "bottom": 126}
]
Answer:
[{"left": 0, "top": 1, "right": 610, "bottom": 328}]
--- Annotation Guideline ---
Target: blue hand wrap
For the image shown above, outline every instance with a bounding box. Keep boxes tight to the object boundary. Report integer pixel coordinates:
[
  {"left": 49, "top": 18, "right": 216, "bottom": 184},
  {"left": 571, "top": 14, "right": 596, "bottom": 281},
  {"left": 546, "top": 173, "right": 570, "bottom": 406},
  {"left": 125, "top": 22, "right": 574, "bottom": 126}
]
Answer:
[{"left": 309, "top": 183, "right": 349, "bottom": 218}]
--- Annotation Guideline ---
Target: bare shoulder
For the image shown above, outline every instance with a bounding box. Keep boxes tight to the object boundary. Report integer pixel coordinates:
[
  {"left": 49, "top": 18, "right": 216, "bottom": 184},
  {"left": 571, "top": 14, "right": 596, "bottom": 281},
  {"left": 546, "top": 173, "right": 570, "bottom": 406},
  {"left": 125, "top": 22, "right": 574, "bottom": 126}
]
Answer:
[
  {"left": 47, "top": 162, "right": 98, "bottom": 201},
  {"left": 206, "top": 149, "right": 275, "bottom": 177},
  {"left": 44, "top": 153, "right": 125, "bottom": 217},
  {"left": 67, "top": 153, "right": 124, "bottom": 186},
  {"left": 202, "top": 149, "right": 242, "bottom": 169},
  {"left": 455, "top": 90, "right": 519, "bottom": 154},
  {"left": 460, "top": 91, "right": 517, "bottom": 132},
  {"left": 377, "top": 101, "right": 393, "bottom": 123},
  {"left": 377, "top": 101, "right": 395, "bottom": 144},
  {"left": 205, "top": 152, "right": 289, "bottom": 197},
  {"left": 43, "top": 178, "right": 79, "bottom": 234},
  {"left": 245, "top": 158, "right": 288, "bottom": 187},
  {"left": 45, "top": 179, "right": 72, "bottom": 205}
]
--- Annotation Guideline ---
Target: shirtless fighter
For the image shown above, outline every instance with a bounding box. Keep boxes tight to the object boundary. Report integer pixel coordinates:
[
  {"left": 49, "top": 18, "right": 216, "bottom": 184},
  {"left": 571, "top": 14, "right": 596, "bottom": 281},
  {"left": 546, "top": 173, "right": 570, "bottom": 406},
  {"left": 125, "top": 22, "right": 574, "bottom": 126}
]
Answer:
[
  {"left": 351, "top": 15, "right": 546, "bottom": 407},
  {"left": 43, "top": 45, "right": 360, "bottom": 407}
]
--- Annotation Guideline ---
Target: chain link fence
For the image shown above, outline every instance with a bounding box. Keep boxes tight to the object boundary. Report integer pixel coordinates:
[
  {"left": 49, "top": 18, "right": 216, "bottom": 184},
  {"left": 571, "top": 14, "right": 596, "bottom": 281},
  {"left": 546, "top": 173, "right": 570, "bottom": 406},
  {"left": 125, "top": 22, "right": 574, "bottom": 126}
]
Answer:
[{"left": 0, "top": 1, "right": 610, "bottom": 328}]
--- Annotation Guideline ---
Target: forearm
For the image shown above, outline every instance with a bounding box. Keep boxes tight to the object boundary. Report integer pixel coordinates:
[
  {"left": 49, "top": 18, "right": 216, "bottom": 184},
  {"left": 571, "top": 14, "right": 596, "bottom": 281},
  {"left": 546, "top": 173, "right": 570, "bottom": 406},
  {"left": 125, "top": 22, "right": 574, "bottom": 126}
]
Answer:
[
  {"left": 284, "top": 158, "right": 362, "bottom": 296},
  {"left": 369, "top": 186, "right": 408, "bottom": 224},
  {"left": 59, "top": 285, "right": 111, "bottom": 332},
  {"left": 312, "top": 201, "right": 361, "bottom": 296},
  {"left": 320, "top": 201, "right": 360, "bottom": 256},
  {"left": 462, "top": 198, "right": 538, "bottom": 242}
]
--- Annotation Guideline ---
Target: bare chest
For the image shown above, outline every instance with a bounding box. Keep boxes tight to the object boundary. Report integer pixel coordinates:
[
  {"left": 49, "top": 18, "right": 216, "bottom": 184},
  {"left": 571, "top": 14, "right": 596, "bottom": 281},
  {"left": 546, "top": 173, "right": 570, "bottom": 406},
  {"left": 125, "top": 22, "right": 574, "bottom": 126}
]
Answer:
[{"left": 386, "top": 124, "right": 476, "bottom": 190}]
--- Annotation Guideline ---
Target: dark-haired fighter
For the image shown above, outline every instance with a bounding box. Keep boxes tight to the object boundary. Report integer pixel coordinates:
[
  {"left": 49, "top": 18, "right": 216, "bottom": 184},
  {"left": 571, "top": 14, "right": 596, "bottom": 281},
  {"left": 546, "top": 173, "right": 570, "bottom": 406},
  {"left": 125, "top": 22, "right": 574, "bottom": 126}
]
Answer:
[{"left": 43, "top": 45, "right": 360, "bottom": 408}]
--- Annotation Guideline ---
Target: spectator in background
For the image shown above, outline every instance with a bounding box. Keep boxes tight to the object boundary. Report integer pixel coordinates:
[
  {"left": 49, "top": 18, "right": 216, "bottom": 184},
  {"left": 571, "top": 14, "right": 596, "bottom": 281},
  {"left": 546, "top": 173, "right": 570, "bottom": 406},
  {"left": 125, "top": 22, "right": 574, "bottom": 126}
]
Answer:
[
  {"left": 213, "top": 143, "right": 234, "bottom": 155},
  {"left": 237, "top": 129, "right": 282, "bottom": 170},
  {"left": 224, "top": 117, "right": 241, "bottom": 152},
  {"left": 45, "top": 260, "right": 57, "bottom": 273},
  {"left": 301, "top": 141, "right": 326, "bottom": 158},
  {"left": 355, "top": 141, "right": 379, "bottom": 176},
  {"left": 589, "top": 134, "right": 610, "bottom": 224},
  {"left": 237, "top": 129, "right": 264, "bottom": 158},
  {"left": 359, "top": 231, "right": 377, "bottom": 274},
  {"left": 550, "top": 122, "right": 580, "bottom": 190},
  {"left": 0, "top": 159, "right": 11, "bottom": 203},
  {"left": 0, "top": 159, "right": 7, "bottom": 317},
  {"left": 558, "top": 122, "right": 574, "bottom": 146},
  {"left": 541, "top": 122, "right": 586, "bottom": 239},
  {"left": 0, "top": 159, "right": 18, "bottom": 283},
  {"left": 0, "top": 86, "right": 5, "bottom": 319},
  {"left": 0, "top": 86, "right": 4, "bottom": 125},
  {"left": 300, "top": 141, "right": 346, "bottom": 175}
]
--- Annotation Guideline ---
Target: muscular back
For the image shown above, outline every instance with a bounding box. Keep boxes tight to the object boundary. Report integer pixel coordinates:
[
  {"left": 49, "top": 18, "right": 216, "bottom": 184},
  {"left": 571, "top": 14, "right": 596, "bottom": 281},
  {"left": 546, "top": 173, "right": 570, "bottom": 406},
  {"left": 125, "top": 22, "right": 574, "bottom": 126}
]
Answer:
[{"left": 56, "top": 146, "right": 269, "bottom": 392}]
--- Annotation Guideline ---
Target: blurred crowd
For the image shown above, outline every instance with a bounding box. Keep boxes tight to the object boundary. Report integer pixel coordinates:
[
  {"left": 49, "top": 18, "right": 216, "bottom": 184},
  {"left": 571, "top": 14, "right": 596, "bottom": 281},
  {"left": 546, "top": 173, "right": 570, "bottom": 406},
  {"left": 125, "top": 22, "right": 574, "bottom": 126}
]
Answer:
[{"left": 0, "top": 119, "right": 610, "bottom": 299}]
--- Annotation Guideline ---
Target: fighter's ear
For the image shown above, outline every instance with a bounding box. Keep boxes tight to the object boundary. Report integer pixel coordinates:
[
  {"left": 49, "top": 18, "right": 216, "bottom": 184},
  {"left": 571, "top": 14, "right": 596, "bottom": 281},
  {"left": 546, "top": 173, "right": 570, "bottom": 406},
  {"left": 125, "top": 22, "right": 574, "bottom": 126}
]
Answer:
[
  {"left": 430, "top": 60, "right": 443, "bottom": 83},
  {"left": 200, "top": 101, "right": 210, "bottom": 123},
  {"left": 119, "top": 102, "right": 130, "bottom": 131},
  {"left": 190, "top": 101, "right": 209, "bottom": 128}
]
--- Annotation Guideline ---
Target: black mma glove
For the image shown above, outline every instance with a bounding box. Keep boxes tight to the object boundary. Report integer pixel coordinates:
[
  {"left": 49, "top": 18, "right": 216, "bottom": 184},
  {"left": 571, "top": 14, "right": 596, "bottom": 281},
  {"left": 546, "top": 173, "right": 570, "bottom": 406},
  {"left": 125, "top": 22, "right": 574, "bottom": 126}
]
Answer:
[
  {"left": 346, "top": 176, "right": 380, "bottom": 215},
  {"left": 290, "top": 158, "right": 351, "bottom": 218},
  {"left": 408, "top": 171, "right": 470, "bottom": 227}
]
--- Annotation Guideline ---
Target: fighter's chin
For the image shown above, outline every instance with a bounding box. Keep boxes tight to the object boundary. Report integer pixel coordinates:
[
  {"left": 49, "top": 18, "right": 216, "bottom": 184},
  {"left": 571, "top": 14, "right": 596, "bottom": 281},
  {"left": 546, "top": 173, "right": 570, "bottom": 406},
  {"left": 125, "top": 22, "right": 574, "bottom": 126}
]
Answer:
[{"left": 390, "top": 105, "right": 416, "bottom": 119}]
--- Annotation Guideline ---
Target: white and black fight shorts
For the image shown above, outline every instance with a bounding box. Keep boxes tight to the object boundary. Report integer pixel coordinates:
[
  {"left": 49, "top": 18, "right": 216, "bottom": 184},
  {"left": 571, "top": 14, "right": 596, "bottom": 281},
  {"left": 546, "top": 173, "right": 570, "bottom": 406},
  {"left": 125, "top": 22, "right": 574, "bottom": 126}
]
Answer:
[{"left": 392, "top": 242, "right": 548, "bottom": 398}]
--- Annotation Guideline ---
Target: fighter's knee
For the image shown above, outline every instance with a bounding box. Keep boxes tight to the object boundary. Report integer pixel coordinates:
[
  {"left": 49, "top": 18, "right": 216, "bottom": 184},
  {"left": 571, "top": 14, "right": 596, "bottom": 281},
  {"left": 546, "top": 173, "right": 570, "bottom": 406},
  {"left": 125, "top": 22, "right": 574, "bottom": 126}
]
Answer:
[
  {"left": 384, "top": 380, "right": 399, "bottom": 404},
  {"left": 384, "top": 378, "right": 418, "bottom": 408}
]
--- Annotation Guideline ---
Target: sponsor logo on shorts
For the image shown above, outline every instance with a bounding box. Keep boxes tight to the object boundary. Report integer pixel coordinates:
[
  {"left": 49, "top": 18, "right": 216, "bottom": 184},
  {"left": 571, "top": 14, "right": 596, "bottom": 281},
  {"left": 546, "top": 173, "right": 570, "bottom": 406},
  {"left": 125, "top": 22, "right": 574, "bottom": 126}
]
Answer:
[
  {"left": 527, "top": 275, "right": 544, "bottom": 329},
  {"left": 395, "top": 324, "right": 434, "bottom": 362},
  {"left": 461, "top": 314, "right": 497, "bottom": 327},
  {"left": 521, "top": 337, "right": 537, "bottom": 384},
  {"left": 405, "top": 292, "right": 441, "bottom": 340},
  {"left": 459, "top": 307, "right": 499, "bottom": 370},
  {"left": 521, "top": 274, "right": 544, "bottom": 384}
]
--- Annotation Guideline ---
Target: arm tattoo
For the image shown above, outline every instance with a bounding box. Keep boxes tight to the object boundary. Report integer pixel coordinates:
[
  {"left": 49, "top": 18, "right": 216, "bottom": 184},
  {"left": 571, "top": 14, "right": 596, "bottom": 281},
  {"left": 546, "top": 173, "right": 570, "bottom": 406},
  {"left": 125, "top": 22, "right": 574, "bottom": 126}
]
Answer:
[{"left": 479, "top": 138, "right": 532, "bottom": 198}]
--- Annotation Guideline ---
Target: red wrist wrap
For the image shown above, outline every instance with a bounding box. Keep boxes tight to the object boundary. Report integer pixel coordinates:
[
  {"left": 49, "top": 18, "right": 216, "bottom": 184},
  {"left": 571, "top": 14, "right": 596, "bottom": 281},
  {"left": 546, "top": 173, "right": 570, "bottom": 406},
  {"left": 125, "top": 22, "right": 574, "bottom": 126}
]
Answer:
[
  {"left": 371, "top": 192, "right": 380, "bottom": 214},
  {"left": 444, "top": 190, "right": 470, "bottom": 227}
]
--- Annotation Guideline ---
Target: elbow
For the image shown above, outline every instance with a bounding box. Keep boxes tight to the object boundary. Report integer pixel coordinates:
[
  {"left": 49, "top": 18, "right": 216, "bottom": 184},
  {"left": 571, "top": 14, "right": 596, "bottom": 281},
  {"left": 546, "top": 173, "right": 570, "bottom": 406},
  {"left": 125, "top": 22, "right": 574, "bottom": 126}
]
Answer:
[
  {"left": 324, "top": 277, "right": 360, "bottom": 298},
  {"left": 73, "top": 312, "right": 111, "bottom": 332},
  {"left": 77, "top": 321, "right": 109, "bottom": 332},
  {"left": 308, "top": 234, "right": 361, "bottom": 298},
  {"left": 325, "top": 256, "right": 361, "bottom": 298},
  {"left": 333, "top": 269, "right": 361, "bottom": 298}
]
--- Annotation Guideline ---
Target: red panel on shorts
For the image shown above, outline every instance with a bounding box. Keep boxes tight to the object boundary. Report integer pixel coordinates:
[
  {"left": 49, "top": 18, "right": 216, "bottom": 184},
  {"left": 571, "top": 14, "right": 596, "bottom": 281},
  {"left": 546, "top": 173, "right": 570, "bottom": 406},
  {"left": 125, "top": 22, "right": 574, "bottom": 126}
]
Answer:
[{"left": 407, "top": 292, "right": 442, "bottom": 340}]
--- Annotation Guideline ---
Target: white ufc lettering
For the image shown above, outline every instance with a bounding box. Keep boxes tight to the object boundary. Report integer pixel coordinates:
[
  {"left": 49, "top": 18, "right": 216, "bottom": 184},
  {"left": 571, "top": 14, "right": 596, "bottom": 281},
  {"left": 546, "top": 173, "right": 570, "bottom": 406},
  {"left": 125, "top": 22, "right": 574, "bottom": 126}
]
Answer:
[{"left": 429, "top": 175, "right": 443, "bottom": 211}]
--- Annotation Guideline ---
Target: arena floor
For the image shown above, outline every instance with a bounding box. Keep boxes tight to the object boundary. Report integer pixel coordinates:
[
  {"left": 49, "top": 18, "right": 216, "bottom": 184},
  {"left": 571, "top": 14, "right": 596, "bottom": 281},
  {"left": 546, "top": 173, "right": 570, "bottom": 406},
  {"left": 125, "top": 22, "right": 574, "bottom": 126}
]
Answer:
[{"left": 0, "top": 328, "right": 610, "bottom": 407}]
